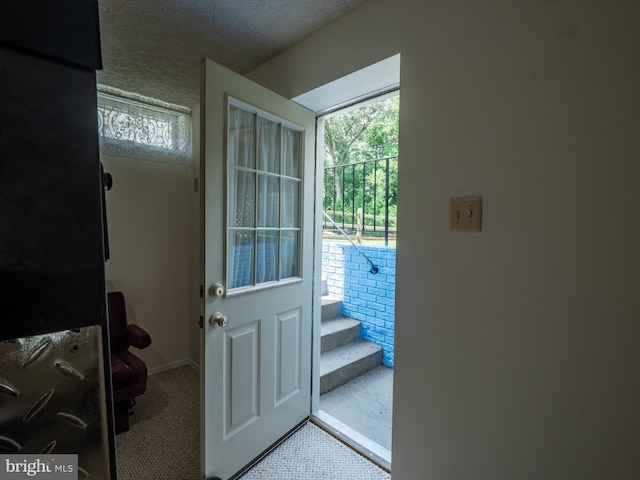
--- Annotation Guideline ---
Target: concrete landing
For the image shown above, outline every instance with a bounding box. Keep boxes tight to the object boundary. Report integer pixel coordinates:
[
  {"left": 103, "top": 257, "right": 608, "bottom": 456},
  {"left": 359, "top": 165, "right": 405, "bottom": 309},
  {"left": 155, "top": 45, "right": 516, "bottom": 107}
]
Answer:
[{"left": 319, "top": 364, "right": 393, "bottom": 452}]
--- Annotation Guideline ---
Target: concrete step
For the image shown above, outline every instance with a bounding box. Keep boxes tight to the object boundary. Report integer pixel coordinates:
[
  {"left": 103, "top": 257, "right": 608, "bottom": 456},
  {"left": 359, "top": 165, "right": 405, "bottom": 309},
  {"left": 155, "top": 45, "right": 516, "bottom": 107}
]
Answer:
[
  {"left": 320, "top": 340, "right": 382, "bottom": 394},
  {"left": 321, "top": 295, "right": 343, "bottom": 322},
  {"left": 321, "top": 317, "right": 361, "bottom": 353}
]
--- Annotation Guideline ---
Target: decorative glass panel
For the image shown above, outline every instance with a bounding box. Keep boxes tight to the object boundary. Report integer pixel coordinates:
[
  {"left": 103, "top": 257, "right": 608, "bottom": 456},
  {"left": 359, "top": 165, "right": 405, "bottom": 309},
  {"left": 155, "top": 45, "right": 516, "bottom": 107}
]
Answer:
[
  {"left": 281, "top": 179, "right": 299, "bottom": 228},
  {"left": 280, "top": 230, "right": 299, "bottom": 279},
  {"left": 258, "top": 117, "right": 279, "bottom": 173},
  {"left": 229, "top": 231, "right": 254, "bottom": 288},
  {"left": 229, "top": 105, "right": 255, "bottom": 168},
  {"left": 230, "top": 170, "right": 255, "bottom": 228},
  {"left": 97, "top": 85, "right": 192, "bottom": 166},
  {"left": 282, "top": 126, "right": 301, "bottom": 178},
  {"left": 257, "top": 174, "right": 279, "bottom": 228},
  {"left": 99, "top": 106, "right": 173, "bottom": 148},
  {"left": 257, "top": 231, "right": 279, "bottom": 284}
]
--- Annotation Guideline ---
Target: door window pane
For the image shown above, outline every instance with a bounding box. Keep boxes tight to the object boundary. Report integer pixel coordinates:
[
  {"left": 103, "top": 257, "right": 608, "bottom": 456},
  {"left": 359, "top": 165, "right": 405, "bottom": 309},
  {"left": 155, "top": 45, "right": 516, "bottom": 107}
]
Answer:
[
  {"left": 257, "top": 230, "right": 278, "bottom": 284},
  {"left": 229, "top": 231, "right": 254, "bottom": 288},
  {"left": 229, "top": 170, "right": 255, "bottom": 227},
  {"left": 280, "top": 230, "right": 299, "bottom": 279},
  {"left": 228, "top": 105, "right": 255, "bottom": 168},
  {"left": 257, "top": 174, "right": 279, "bottom": 228},
  {"left": 258, "top": 117, "right": 279, "bottom": 173},
  {"left": 281, "top": 179, "right": 299, "bottom": 228},
  {"left": 282, "top": 126, "right": 300, "bottom": 178}
]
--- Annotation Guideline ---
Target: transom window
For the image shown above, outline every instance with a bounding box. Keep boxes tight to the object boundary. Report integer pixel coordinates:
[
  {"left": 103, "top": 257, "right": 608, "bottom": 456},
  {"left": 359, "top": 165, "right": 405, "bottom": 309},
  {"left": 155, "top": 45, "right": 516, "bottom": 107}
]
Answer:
[{"left": 97, "top": 85, "right": 191, "bottom": 165}]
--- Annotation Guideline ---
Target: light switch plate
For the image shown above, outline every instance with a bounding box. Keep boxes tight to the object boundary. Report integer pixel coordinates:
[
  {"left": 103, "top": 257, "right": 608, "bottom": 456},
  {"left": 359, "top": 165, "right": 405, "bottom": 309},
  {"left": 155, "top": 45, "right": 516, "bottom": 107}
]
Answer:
[{"left": 449, "top": 196, "right": 482, "bottom": 232}]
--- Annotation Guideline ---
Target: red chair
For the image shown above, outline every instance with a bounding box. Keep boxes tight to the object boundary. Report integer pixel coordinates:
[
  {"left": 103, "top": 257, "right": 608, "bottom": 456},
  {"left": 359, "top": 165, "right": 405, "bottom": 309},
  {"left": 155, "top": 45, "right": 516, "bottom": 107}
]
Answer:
[{"left": 107, "top": 291, "right": 151, "bottom": 434}]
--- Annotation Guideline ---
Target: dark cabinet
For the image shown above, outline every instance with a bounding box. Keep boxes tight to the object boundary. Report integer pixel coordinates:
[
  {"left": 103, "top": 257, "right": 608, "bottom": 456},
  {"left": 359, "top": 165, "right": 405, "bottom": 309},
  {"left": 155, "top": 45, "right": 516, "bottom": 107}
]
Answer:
[{"left": 0, "top": 1, "right": 117, "bottom": 478}]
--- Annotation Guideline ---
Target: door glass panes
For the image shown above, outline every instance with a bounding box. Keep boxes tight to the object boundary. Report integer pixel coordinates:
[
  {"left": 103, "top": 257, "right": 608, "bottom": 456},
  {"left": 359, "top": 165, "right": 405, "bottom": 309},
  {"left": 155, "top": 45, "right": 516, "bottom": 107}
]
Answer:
[{"left": 227, "top": 99, "right": 303, "bottom": 290}]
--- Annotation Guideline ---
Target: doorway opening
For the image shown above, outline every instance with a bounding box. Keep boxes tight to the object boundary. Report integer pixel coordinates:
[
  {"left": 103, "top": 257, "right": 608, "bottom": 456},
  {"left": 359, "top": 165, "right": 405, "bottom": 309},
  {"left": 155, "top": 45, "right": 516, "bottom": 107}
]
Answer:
[
  {"left": 292, "top": 54, "right": 400, "bottom": 470},
  {"left": 316, "top": 92, "right": 398, "bottom": 470}
]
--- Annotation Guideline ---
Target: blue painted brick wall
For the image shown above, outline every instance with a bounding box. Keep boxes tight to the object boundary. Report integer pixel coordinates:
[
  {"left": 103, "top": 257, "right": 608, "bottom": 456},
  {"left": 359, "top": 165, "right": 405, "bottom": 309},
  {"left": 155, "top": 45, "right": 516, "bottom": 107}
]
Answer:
[{"left": 322, "top": 243, "right": 396, "bottom": 367}]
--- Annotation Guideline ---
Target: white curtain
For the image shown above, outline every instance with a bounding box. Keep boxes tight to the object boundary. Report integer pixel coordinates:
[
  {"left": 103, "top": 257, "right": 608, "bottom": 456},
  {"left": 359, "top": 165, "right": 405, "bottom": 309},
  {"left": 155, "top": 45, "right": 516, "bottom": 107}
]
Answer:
[
  {"left": 228, "top": 106, "right": 255, "bottom": 288},
  {"left": 228, "top": 104, "right": 301, "bottom": 289},
  {"left": 256, "top": 117, "right": 279, "bottom": 284},
  {"left": 280, "top": 126, "right": 300, "bottom": 279}
]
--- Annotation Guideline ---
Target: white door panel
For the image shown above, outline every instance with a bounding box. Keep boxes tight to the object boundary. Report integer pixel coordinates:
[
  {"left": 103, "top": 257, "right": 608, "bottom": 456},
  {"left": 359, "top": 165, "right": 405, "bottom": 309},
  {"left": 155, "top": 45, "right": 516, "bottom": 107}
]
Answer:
[
  {"left": 275, "top": 308, "right": 303, "bottom": 405},
  {"left": 224, "top": 321, "right": 260, "bottom": 438},
  {"left": 200, "top": 59, "right": 315, "bottom": 480}
]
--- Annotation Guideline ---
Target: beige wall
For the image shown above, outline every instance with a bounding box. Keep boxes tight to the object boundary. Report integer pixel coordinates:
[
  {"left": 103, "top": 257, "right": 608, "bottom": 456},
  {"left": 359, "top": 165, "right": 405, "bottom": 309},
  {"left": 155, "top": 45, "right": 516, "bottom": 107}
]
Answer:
[
  {"left": 250, "top": 1, "right": 640, "bottom": 479},
  {"left": 102, "top": 153, "right": 195, "bottom": 370}
]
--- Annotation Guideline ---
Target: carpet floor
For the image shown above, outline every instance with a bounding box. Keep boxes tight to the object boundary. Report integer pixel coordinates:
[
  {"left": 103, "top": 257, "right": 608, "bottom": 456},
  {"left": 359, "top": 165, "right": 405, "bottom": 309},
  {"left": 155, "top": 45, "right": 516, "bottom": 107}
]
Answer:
[
  {"left": 116, "top": 366, "right": 390, "bottom": 480},
  {"left": 116, "top": 366, "right": 200, "bottom": 479}
]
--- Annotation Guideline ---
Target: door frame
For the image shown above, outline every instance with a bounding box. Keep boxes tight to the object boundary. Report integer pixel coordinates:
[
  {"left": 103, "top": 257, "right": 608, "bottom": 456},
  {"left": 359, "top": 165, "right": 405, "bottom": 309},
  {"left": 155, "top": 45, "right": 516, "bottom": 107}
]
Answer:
[
  {"left": 196, "top": 53, "right": 401, "bottom": 478},
  {"left": 297, "top": 57, "right": 401, "bottom": 472}
]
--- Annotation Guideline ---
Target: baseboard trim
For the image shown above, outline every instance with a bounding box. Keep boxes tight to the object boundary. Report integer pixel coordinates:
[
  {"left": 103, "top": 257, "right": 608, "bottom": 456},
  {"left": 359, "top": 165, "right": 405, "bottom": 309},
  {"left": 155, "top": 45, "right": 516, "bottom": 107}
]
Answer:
[{"left": 148, "top": 358, "right": 199, "bottom": 376}]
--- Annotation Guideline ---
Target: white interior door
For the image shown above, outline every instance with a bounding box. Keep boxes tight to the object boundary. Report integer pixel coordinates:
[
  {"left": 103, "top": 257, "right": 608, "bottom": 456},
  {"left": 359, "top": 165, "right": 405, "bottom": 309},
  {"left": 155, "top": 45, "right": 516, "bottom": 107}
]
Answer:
[{"left": 200, "top": 59, "right": 316, "bottom": 480}]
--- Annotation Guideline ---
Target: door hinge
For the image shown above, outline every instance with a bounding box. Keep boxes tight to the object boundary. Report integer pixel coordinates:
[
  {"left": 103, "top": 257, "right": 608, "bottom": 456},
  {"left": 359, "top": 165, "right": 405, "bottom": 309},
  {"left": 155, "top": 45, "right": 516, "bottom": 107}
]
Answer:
[
  {"left": 199, "top": 316, "right": 204, "bottom": 329},
  {"left": 199, "top": 285, "right": 204, "bottom": 298}
]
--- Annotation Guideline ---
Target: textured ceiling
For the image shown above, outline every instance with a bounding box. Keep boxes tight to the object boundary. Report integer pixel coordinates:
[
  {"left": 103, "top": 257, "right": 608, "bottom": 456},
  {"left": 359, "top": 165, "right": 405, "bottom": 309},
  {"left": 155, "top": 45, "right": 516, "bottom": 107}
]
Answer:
[{"left": 97, "top": 0, "right": 368, "bottom": 107}]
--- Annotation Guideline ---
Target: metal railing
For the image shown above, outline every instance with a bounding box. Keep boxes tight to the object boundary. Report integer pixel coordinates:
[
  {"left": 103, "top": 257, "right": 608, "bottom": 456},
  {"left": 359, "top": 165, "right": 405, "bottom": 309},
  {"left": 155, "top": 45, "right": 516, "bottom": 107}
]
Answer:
[
  {"left": 323, "top": 156, "right": 397, "bottom": 246},
  {"left": 322, "top": 211, "right": 378, "bottom": 274}
]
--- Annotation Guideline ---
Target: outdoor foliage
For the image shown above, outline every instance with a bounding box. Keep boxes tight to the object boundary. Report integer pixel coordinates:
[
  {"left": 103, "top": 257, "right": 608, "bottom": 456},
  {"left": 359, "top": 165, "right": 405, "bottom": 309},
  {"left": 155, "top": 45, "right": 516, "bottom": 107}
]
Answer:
[{"left": 323, "top": 95, "right": 399, "bottom": 235}]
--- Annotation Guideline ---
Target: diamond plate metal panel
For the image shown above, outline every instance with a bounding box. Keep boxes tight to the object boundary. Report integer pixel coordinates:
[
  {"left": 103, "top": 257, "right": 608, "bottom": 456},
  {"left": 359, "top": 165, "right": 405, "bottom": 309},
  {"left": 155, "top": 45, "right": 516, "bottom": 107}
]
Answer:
[{"left": 0, "top": 326, "right": 111, "bottom": 479}]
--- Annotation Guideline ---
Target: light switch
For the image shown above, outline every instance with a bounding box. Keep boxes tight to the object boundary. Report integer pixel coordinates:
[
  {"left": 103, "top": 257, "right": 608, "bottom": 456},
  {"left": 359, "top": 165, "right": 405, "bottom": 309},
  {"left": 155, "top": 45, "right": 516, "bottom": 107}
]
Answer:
[{"left": 449, "top": 196, "right": 482, "bottom": 232}]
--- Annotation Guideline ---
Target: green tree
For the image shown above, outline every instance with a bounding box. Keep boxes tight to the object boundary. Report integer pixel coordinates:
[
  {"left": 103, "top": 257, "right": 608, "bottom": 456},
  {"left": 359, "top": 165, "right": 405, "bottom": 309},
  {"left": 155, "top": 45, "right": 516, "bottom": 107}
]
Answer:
[
  {"left": 324, "top": 95, "right": 399, "bottom": 168},
  {"left": 323, "top": 95, "right": 399, "bottom": 235}
]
